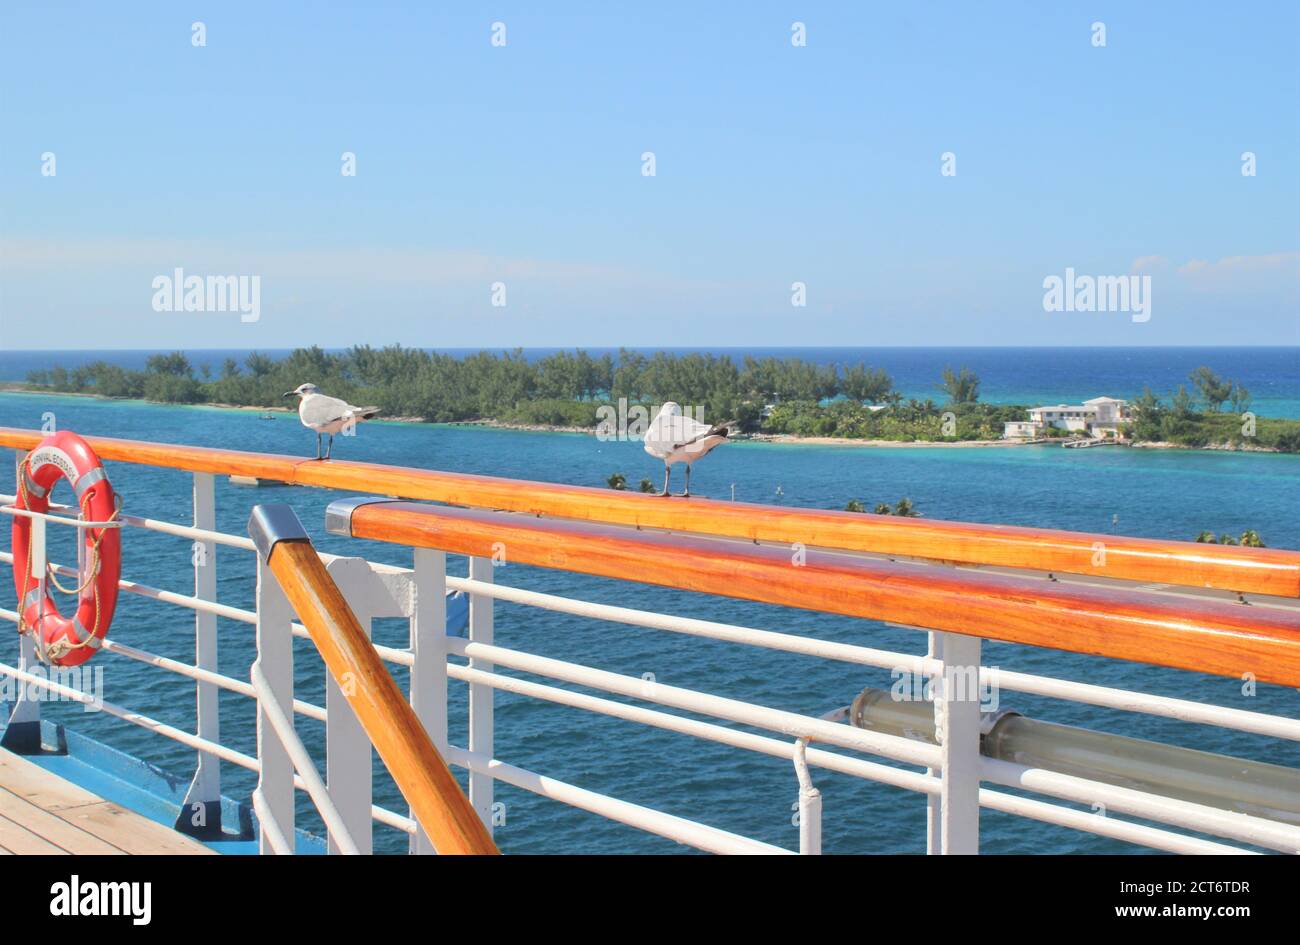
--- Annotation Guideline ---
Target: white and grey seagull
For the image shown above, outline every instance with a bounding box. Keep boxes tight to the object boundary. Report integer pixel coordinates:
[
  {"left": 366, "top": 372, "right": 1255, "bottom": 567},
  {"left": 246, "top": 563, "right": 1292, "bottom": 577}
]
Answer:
[
  {"left": 643, "top": 402, "right": 737, "bottom": 497},
  {"left": 283, "top": 383, "right": 381, "bottom": 460}
]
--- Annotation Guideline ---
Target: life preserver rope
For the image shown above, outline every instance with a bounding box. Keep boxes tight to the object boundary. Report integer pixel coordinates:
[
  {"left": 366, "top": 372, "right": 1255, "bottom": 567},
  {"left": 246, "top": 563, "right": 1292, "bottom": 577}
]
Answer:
[{"left": 11, "top": 432, "right": 121, "bottom": 667}]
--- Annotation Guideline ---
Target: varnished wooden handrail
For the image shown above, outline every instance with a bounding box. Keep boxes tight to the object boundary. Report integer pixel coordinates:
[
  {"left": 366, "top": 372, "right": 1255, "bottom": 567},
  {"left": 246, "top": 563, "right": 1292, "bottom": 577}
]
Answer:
[
  {"left": 2, "top": 426, "right": 1297, "bottom": 597},
  {"left": 252, "top": 512, "right": 498, "bottom": 855},
  {"left": 340, "top": 501, "right": 1300, "bottom": 688}
]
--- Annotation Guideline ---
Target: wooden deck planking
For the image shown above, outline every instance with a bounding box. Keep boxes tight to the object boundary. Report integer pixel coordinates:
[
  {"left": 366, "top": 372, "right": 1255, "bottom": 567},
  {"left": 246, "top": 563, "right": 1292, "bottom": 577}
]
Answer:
[{"left": 0, "top": 749, "right": 214, "bottom": 854}]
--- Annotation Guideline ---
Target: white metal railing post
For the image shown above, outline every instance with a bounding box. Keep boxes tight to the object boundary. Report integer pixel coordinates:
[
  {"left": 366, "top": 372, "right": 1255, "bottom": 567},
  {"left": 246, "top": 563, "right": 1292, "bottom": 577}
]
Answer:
[
  {"left": 253, "top": 553, "right": 295, "bottom": 854},
  {"left": 934, "top": 630, "right": 982, "bottom": 854},
  {"left": 323, "top": 558, "right": 375, "bottom": 855},
  {"left": 3, "top": 451, "right": 42, "bottom": 752},
  {"left": 177, "top": 471, "right": 222, "bottom": 838},
  {"left": 926, "top": 630, "right": 941, "bottom": 854},
  {"left": 468, "top": 555, "right": 495, "bottom": 833},
  {"left": 409, "top": 547, "right": 448, "bottom": 854}
]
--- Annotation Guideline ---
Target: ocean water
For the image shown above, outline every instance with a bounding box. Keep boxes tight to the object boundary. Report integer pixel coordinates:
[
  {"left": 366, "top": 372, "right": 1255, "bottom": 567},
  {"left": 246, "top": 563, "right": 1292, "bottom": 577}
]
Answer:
[
  {"left": 0, "top": 389, "right": 1298, "bottom": 855},
  {"left": 3, "top": 347, "right": 1298, "bottom": 417}
]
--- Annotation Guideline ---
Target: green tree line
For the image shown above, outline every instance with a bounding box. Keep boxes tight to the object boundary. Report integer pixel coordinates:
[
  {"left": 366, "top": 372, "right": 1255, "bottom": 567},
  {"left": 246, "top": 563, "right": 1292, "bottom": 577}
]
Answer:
[
  {"left": 20, "top": 349, "right": 1300, "bottom": 450},
  {"left": 25, "top": 346, "right": 913, "bottom": 426},
  {"left": 1127, "top": 366, "right": 1297, "bottom": 451}
]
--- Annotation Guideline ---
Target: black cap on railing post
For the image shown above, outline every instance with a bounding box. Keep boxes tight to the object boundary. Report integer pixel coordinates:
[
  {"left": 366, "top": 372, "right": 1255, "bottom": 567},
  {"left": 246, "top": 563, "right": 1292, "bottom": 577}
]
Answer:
[{"left": 248, "top": 504, "right": 310, "bottom": 562}]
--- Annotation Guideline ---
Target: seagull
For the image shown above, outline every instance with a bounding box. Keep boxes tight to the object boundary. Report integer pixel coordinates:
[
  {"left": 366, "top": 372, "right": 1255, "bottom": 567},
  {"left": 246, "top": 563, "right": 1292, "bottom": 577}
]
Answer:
[
  {"left": 642, "top": 402, "right": 737, "bottom": 496},
  {"left": 283, "top": 383, "right": 380, "bottom": 459}
]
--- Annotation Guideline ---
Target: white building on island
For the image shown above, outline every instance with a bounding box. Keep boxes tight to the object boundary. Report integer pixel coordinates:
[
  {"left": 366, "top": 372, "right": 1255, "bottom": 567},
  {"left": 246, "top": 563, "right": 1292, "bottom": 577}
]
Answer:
[{"left": 1003, "top": 397, "right": 1131, "bottom": 440}]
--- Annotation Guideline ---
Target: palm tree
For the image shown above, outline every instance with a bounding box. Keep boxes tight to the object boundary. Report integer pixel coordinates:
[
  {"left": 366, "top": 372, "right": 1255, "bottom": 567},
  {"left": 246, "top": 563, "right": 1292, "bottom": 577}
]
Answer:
[
  {"left": 1189, "top": 366, "right": 1232, "bottom": 412},
  {"left": 894, "top": 497, "right": 917, "bottom": 517},
  {"left": 939, "top": 367, "right": 980, "bottom": 404},
  {"left": 1239, "top": 530, "right": 1266, "bottom": 547},
  {"left": 639, "top": 478, "right": 655, "bottom": 493},
  {"left": 845, "top": 499, "right": 865, "bottom": 513},
  {"left": 1171, "top": 385, "right": 1195, "bottom": 419},
  {"left": 607, "top": 472, "right": 627, "bottom": 490},
  {"left": 873, "top": 503, "right": 892, "bottom": 515},
  {"left": 1194, "top": 531, "right": 1217, "bottom": 543}
]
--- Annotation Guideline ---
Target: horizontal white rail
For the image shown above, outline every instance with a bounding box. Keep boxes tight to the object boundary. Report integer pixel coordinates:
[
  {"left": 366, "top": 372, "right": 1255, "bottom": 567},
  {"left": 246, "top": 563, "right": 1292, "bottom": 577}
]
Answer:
[
  {"left": 449, "top": 663, "right": 940, "bottom": 794},
  {"left": 975, "top": 790, "right": 1254, "bottom": 855},
  {"left": 444, "top": 576, "right": 1300, "bottom": 742},
  {"left": 0, "top": 659, "right": 258, "bottom": 769},
  {"left": 0, "top": 607, "right": 328, "bottom": 721},
  {"left": 0, "top": 493, "right": 253, "bottom": 549},
  {"left": 444, "top": 745, "right": 791, "bottom": 854},
  {"left": 0, "top": 503, "right": 123, "bottom": 529},
  {"left": 446, "top": 637, "right": 942, "bottom": 768},
  {"left": 982, "top": 757, "right": 1300, "bottom": 854},
  {"left": 0, "top": 650, "right": 413, "bottom": 836}
]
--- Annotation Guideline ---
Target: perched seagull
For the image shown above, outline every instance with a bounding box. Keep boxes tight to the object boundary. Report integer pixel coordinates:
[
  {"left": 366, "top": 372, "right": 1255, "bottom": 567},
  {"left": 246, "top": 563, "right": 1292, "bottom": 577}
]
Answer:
[
  {"left": 642, "top": 402, "right": 737, "bottom": 496},
  {"left": 283, "top": 383, "right": 380, "bottom": 459}
]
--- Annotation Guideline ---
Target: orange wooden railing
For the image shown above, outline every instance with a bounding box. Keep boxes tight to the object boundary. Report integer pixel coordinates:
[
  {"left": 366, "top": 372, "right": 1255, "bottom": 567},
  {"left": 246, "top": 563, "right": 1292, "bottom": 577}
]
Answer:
[
  {"left": 2, "top": 426, "right": 1297, "bottom": 597},
  {"left": 337, "top": 501, "right": 1300, "bottom": 689}
]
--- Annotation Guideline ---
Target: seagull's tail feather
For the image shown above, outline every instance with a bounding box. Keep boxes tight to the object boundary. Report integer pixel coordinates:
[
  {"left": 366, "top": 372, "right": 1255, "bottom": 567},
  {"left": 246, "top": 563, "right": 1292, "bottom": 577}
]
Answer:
[
  {"left": 708, "top": 420, "right": 740, "bottom": 437},
  {"left": 354, "top": 406, "right": 381, "bottom": 421}
]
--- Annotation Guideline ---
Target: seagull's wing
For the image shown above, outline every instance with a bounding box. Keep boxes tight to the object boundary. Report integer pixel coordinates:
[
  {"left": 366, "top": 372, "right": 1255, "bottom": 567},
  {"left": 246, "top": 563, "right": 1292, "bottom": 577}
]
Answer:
[
  {"left": 680, "top": 416, "right": 731, "bottom": 445},
  {"left": 300, "top": 393, "right": 354, "bottom": 426},
  {"left": 646, "top": 411, "right": 712, "bottom": 449},
  {"left": 676, "top": 414, "right": 715, "bottom": 445}
]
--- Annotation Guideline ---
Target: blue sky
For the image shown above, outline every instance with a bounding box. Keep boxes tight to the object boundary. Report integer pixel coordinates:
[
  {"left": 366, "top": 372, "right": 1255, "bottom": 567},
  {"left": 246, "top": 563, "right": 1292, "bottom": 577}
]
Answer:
[{"left": 1, "top": 1, "right": 1297, "bottom": 350}]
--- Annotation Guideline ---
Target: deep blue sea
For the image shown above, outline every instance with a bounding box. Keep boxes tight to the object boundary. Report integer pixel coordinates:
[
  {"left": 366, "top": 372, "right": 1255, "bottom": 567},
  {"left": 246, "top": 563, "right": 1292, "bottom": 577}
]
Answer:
[
  {"left": 0, "top": 348, "right": 1298, "bottom": 854},
  {"left": 3, "top": 346, "right": 1299, "bottom": 417}
]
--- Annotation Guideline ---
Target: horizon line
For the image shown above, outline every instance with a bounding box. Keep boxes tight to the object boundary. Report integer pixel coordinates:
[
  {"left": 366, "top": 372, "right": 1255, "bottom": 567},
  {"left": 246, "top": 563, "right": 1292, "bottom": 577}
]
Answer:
[{"left": 2, "top": 344, "right": 1296, "bottom": 354}]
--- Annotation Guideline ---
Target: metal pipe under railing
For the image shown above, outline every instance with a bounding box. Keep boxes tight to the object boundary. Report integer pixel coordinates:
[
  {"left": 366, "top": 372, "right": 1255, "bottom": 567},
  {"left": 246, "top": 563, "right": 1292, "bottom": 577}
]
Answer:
[{"left": 848, "top": 686, "right": 1300, "bottom": 827}]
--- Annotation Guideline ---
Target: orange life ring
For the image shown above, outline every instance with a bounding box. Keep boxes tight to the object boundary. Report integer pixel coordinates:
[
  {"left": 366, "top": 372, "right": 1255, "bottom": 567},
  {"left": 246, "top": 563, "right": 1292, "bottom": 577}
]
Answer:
[{"left": 11, "top": 432, "right": 121, "bottom": 666}]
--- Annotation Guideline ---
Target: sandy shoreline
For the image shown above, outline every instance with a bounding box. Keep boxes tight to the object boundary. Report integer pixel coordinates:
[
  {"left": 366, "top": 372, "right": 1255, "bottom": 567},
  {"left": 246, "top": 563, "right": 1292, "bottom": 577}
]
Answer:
[
  {"left": 746, "top": 433, "right": 1022, "bottom": 448},
  {"left": 431, "top": 419, "right": 1027, "bottom": 447},
  {"left": 1130, "top": 440, "right": 1282, "bottom": 453}
]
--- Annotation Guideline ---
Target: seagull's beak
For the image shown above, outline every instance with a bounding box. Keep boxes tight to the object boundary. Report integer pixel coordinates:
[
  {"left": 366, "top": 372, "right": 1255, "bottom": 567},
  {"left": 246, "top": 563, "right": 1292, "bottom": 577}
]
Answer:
[{"left": 283, "top": 391, "right": 295, "bottom": 398}]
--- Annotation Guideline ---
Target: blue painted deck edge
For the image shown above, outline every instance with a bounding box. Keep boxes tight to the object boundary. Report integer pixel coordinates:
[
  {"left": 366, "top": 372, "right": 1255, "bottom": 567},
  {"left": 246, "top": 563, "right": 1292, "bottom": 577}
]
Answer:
[{"left": 0, "top": 711, "right": 326, "bottom": 854}]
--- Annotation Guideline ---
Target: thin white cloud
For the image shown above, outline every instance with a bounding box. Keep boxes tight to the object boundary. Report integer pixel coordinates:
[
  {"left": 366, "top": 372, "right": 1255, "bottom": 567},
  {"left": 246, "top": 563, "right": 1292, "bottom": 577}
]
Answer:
[
  {"left": 1176, "top": 251, "right": 1300, "bottom": 281},
  {"left": 0, "top": 237, "right": 722, "bottom": 293},
  {"left": 1129, "top": 255, "right": 1168, "bottom": 274}
]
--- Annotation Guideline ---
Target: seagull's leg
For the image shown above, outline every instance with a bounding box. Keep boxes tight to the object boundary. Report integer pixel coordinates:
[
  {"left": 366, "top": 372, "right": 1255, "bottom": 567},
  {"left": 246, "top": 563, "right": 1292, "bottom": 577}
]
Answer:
[
  {"left": 315, "top": 433, "right": 322, "bottom": 460},
  {"left": 678, "top": 464, "right": 692, "bottom": 498},
  {"left": 658, "top": 463, "right": 671, "bottom": 497},
  {"left": 326, "top": 434, "right": 334, "bottom": 460}
]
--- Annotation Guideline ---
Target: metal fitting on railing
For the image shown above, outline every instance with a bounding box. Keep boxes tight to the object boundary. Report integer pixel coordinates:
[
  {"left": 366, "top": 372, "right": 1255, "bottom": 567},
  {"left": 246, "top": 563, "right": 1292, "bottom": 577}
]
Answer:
[
  {"left": 848, "top": 685, "right": 1300, "bottom": 826},
  {"left": 247, "top": 503, "right": 311, "bottom": 562},
  {"left": 792, "top": 737, "right": 821, "bottom": 855}
]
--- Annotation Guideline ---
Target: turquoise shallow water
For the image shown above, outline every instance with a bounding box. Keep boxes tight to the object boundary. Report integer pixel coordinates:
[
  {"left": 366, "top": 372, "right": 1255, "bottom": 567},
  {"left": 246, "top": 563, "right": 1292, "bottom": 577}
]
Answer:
[{"left": 1, "top": 390, "right": 1298, "bottom": 854}]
